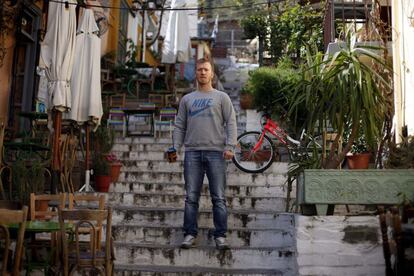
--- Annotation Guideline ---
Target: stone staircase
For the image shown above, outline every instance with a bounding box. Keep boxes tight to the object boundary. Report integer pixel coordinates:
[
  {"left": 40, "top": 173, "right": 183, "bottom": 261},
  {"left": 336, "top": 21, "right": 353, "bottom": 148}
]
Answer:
[{"left": 108, "top": 136, "right": 298, "bottom": 275}]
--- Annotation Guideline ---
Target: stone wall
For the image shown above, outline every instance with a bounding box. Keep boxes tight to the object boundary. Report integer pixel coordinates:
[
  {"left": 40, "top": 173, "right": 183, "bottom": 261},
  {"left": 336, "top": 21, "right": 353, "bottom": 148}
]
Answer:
[{"left": 295, "top": 215, "right": 385, "bottom": 276}]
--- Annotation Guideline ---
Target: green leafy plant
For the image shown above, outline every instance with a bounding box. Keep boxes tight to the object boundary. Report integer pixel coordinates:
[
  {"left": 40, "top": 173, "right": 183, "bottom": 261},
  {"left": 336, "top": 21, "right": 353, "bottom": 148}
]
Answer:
[
  {"left": 93, "top": 126, "right": 115, "bottom": 176},
  {"left": 12, "top": 159, "right": 48, "bottom": 204},
  {"left": 243, "top": 58, "right": 302, "bottom": 134},
  {"left": 241, "top": 13, "right": 268, "bottom": 65},
  {"left": 351, "top": 136, "right": 369, "bottom": 154},
  {"left": 268, "top": 2, "right": 324, "bottom": 62},
  {"left": 287, "top": 34, "right": 391, "bottom": 168},
  {"left": 385, "top": 136, "right": 414, "bottom": 169},
  {"left": 92, "top": 153, "right": 111, "bottom": 176},
  {"left": 93, "top": 126, "right": 115, "bottom": 155}
]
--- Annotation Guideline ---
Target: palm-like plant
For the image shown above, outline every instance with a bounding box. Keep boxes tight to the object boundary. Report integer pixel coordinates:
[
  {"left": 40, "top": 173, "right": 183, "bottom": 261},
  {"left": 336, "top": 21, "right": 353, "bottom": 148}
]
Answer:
[{"left": 288, "top": 35, "right": 391, "bottom": 169}]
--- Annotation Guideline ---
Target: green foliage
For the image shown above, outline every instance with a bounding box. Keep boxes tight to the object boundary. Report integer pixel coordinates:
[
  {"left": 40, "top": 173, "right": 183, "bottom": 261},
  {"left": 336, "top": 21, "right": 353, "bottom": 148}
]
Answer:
[
  {"left": 243, "top": 58, "right": 303, "bottom": 133},
  {"left": 12, "top": 159, "right": 47, "bottom": 204},
  {"left": 241, "top": 14, "right": 268, "bottom": 39},
  {"left": 94, "top": 126, "right": 115, "bottom": 155},
  {"left": 268, "top": 3, "right": 324, "bottom": 62},
  {"left": 124, "top": 38, "right": 139, "bottom": 68},
  {"left": 386, "top": 136, "right": 414, "bottom": 169},
  {"left": 351, "top": 136, "right": 369, "bottom": 154},
  {"left": 93, "top": 153, "right": 111, "bottom": 176},
  {"left": 287, "top": 35, "right": 391, "bottom": 168}
]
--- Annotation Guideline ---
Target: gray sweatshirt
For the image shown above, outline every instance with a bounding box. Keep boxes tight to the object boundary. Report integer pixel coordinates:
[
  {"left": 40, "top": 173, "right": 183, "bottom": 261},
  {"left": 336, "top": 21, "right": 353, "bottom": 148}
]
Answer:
[{"left": 173, "top": 89, "right": 237, "bottom": 152}]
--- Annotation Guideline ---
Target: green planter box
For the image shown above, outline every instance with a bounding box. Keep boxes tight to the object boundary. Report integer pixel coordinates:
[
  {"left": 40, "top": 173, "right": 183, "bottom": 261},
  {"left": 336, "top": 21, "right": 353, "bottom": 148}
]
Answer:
[{"left": 298, "top": 169, "right": 414, "bottom": 215}]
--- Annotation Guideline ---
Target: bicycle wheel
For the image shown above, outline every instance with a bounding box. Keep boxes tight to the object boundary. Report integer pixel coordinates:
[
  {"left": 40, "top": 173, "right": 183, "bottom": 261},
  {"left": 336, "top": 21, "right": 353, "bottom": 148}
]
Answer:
[{"left": 232, "top": 131, "right": 275, "bottom": 173}]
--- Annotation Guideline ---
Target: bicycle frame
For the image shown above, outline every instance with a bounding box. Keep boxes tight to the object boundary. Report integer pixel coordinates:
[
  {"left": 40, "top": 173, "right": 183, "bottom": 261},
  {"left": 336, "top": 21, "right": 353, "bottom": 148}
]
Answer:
[{"left": 252, "top": 117, "right": 289, "bottom": 153}]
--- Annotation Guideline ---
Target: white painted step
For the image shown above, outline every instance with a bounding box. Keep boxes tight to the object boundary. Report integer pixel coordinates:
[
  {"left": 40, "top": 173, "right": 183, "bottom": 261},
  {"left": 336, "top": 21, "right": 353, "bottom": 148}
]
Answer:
[
  {"left": 111, "top": 207, "right": 295, "bottom": 230},
  {"left": 114, "top": 264, "right": 286, "bottom": 275},
  {"left": 109, "top": 192, "right": 288, "bottom": 211},
  {"left": 116, "top": 160, "right": 288, "bottom": 175},
  {"left": 113, "top": 244, "right": 296, "bottom": 271},
  {"left": 117, "top": 170, "right": 287, "bottom": 186},
  {"left": 109, "top": 182, "right": 294, "bottom": 198},
  {"left": 112, "top": 225, "right": 294, "bottom": 248}
]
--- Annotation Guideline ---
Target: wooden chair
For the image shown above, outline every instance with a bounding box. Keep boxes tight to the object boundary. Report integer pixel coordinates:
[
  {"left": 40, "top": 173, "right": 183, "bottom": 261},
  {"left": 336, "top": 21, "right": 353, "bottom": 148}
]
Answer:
[
  {"left": 378, "top": 206, "right": 406, "bottom": 276},
  {"left": 59, "top": 207, "right": 113, "bottom": 276},
  {"left": 0, "top": 200, "right": 22, "bottom": 210},
  {"left": 322, "top": 131, "right": 343, "bottom": 167},
  {"left": 107, "top": 108, "right": 126, "bottom": 137},
  {"left": 153, "top": 107, "right": 177, "bottom": 139},
  {"left": 0, "top": 205, "right": 28, "bottom": 276},
  {"left": 109, "top": 93, "right": 126, "bottom": 109},
  {"left": 148, "top": 93, "right": 164, "bottom": 108},
  {"left": 30, "top": 193, "right": 66, "bottom": 221},
  {"left": 68, "top": 193, "right": 105, "bottom": 248},
  {"left": 27, "top": 193, "right": 66, "bottom": 273}
]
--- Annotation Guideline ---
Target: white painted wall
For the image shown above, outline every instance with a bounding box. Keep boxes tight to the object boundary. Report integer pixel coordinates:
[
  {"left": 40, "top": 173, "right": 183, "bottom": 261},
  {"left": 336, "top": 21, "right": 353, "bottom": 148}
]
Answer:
[
  {"left": 295, "top": 215, "right": 385, "bottom": 276},
  {"left": 392, "top": 0, "right": 414, "bottom": 140}
]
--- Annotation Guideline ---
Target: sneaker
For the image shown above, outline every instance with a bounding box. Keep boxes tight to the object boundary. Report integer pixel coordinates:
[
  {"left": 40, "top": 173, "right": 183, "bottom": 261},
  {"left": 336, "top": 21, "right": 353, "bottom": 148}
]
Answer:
[
  {"left": 181, "top": 235, "right": 196, "bottom": 249},
  {"left": 215, "top": 237, "right": 230, "bottom": 250}
]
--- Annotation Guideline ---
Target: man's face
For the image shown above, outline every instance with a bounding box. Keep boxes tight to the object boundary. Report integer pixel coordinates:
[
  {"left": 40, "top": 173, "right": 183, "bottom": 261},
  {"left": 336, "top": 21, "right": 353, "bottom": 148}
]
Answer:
[{"left": 196, "top": 62, "right": 214, "bottom": 85}]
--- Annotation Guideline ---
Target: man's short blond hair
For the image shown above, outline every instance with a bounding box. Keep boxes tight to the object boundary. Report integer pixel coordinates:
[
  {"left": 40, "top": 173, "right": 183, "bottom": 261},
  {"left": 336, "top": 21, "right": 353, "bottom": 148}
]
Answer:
[{"left": 196, "top": 58, "right": 214, "bottom": 69}]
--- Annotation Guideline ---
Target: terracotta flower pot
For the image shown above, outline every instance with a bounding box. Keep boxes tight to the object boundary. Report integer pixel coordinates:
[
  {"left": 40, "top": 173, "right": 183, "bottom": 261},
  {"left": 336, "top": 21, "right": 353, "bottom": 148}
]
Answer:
[
  {"left": 95, "top": 175, "right": 111, "bottom": 192},
  {"left": 34, "top": 199, "right": 49, "bottom": 219},
  {"left": 240, "top": 93, "right": 253, "bottom": 109},
  {"left": 110, "top": 162, "right": 122, "bottom": 182},
  {"left": 347, "top": 153, "right": 371, "bottom": 169}
]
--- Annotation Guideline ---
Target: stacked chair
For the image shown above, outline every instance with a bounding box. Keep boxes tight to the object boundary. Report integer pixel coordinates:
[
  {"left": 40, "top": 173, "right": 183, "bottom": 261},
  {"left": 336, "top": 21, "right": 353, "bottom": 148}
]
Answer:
[{"left": 0, "top": 202, "right": 28, "bottom": 275}]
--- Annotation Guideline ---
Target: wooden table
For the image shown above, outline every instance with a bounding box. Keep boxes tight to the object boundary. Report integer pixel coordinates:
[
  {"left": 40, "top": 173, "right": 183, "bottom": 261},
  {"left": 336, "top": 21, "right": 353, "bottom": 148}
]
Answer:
[
  {"left": 8, "top": 220, "right": 70, "bottom": 232},
  {"left": 123, "top": 107, "right": 157, "bottom": 136}
]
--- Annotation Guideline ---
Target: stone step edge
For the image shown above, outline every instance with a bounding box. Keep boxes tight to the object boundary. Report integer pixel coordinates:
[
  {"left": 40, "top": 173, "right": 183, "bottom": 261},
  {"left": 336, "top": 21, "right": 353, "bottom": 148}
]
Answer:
[
  {"left": 114, "top": 264, "right": 285, "bottom": 275},
  {"left": 113, "top": 242, "right": 296, "bottom": 252},
  {"left": 110, "top": 206, "right": 293, "bottom": 215},
  {"left": 112, "top": 181, "right": 290, "bottom": 187},
  {"left": 108, "top": 191, "right": 289, "bottom": 199},
  {"left": 110, "top": 222, "right": 294, "bottom": 231},
  {"left": 118, "top": 168, "right": 286, "bottom": 175},
  {"left": 111, "top": 224, "right": 292, "bottom": 233},
  {"left": 111, "top": 205, "right": 287, "bottom": 214}
]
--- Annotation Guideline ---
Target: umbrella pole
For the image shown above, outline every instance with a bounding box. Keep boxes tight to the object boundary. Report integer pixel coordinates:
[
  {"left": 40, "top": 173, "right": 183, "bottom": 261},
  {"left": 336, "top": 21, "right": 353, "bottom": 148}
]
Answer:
[
  {"left": 79, "top": 124, "right": 93, "bottom": 192},
  {"left": 51, "top": 110, "right": 62, "bottom": 194}
]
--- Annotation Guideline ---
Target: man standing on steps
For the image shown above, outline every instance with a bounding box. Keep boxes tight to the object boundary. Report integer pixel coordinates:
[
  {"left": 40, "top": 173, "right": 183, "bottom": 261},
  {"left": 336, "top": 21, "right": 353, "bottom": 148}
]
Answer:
[{"left": 171, "top": 58, "right": 237, "bottom": 250}]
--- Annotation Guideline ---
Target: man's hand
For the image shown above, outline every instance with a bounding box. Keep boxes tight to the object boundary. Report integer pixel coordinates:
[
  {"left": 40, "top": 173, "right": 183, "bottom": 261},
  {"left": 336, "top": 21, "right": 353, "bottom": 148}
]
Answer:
[
  {"left": 223, "top": 150, "right": 234, "bottom": 160},
  {"left": 166, "top": 147, "right": 177, "bottom": 163}
]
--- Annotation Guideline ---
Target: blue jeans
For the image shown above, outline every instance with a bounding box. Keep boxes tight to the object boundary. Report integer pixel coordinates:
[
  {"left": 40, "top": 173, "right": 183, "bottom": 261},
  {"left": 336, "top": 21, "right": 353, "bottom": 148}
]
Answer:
[{"left": 183, "top": 150, "right": 227, "bottom": 238}]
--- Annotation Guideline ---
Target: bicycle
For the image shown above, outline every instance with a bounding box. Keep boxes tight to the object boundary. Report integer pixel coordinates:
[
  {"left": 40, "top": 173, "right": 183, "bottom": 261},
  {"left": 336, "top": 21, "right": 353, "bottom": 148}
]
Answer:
[{"left": 232, "top": 114, "right": 321, "bottom": 173}]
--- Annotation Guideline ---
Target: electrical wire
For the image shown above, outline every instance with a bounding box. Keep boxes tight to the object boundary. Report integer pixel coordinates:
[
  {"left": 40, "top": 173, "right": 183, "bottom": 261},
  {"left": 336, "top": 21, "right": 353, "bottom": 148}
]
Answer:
[{"left": 48, "top": 0, "right": 285, "bottom": 12}]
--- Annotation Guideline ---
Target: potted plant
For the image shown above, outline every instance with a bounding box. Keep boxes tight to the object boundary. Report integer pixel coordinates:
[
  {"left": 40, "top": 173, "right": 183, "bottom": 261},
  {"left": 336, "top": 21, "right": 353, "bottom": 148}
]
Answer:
[
  {"left": 346, "top": 136, "right": 371, "bottom": 169},
  {"left": 287, "top": 35, "right": 391, "bottom": 169},
  {"left": 104, "top": 153, "right": 122, "bottom": 183},
  {"left": 385, "top": 136, "right": 414, "bottom": 169},
  {"left": 239, "top": 88, "right": 254, "bottom": 110},
  {"left": 93, "top": 125, "right": 116, "bottom": 192},
  {"left": 93, "top": 153, "right": 111, "bottom": 192}
]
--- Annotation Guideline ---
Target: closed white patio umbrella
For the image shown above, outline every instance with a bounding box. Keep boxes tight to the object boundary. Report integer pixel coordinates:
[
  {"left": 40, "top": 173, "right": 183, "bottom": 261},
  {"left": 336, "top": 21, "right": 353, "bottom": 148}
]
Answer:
[
  {"left": 67, "top": 8, "right": 103, "bottom": 192},
  {"left": 161, "top": 0, "right": 191, "bottom": 63},
  {"left": 67, "top": 8, "right": 102, "bottom": 128},
  {"left": 40, "top": 0, "right": 76, "bottom": 112},
  {"left": 39, "top": 0, "right": 76, "bottom": 192}
]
